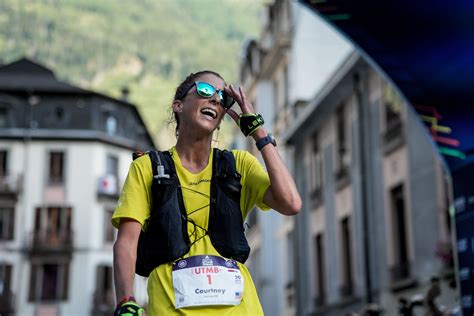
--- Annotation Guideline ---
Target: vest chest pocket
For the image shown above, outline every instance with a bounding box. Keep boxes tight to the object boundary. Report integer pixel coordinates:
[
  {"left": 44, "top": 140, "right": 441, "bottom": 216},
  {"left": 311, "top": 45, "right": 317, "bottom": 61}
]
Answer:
[
  {"left": 216, "top": 173, "right": 242, "bottom": 202},
  {"left": 136, "top": 175, "right": 190, "bottom": 276}
]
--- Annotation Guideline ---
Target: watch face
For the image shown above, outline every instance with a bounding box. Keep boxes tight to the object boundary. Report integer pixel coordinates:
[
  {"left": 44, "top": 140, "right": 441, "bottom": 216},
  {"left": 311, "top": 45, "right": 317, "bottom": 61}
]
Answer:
[
  {"left": 270, "top": 135, "right": 276, "bottom": 146},
  {"left": 268, "top": 134, "right": 276, "bottom": 145}
]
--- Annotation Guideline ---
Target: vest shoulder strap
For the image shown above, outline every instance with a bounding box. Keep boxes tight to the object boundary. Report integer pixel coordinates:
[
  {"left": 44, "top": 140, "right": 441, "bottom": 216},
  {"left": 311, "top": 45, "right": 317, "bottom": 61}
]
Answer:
[
  {"left": 132, "top": 150, "right": 175, "bottom": 178},
  {"left": 213, "top": 148, "right": 240, "bottom": 178}
]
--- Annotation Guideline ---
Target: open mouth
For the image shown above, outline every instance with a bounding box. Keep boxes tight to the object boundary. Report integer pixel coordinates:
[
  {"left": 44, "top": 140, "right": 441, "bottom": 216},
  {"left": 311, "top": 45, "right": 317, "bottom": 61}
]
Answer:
[{"left": 201, "top": 107, "right": 217, "bottom": 119}]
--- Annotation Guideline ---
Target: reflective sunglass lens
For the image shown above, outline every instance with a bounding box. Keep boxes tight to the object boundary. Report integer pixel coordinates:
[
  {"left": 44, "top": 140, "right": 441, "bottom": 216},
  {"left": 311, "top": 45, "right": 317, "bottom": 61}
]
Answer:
[
  {"left": 195, "top": 81, "right": 235, "bottom": 109},
  {"left": 196, "top": 82, "right": 215, "bottom": 97}
]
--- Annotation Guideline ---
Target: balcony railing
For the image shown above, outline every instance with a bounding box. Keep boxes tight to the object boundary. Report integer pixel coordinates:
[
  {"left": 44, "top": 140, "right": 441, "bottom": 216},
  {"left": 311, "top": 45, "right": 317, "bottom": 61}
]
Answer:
[
  {"left": 0, "top": 291, "right": 15, "bottom": 314},
  {"left": 0, "top": 174, "right": 23, "bottom": 194},
  {"left": 29, "top": 230, "right": 73, "bottom": 252}
]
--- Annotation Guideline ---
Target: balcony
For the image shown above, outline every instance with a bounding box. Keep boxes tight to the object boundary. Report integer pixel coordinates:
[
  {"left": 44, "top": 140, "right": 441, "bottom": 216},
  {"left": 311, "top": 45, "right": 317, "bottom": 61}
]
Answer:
[
  {"left": 29, "top": 230, "right": 73, "bottom": 254},
  {"left": 0, "top": 174, "right": 23, "bottom": 195},
  {"left": 0, "top": 291, "right": 15, "bottom": 314}
]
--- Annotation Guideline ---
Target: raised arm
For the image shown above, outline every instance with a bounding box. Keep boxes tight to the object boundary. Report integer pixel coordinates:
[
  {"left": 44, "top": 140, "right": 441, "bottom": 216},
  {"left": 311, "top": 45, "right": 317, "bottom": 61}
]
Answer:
[
  {"left": 225, "top": 85, "right": 302, "bottom": 216},
  {"left": 252, "top": 127, "right": 301, "bottom": 215}
]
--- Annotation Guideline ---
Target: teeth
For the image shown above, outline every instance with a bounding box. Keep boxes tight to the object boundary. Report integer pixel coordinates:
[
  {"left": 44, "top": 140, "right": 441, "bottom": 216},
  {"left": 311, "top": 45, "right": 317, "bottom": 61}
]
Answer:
[{"left": 201, "top": 108, "right": 217, "bottom": 118}]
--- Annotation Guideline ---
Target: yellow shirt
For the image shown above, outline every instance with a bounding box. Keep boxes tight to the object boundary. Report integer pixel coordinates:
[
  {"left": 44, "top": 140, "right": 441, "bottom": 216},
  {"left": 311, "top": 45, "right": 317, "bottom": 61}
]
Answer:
[{"left": 112, "top": 147, "right": 270, "bottom": 315}]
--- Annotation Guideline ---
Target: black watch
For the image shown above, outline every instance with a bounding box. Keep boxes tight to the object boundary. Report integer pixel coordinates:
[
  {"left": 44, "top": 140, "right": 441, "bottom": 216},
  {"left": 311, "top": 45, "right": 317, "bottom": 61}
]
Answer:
[{"left": 255, "top": 134, "right": 277, "bottom": 151}]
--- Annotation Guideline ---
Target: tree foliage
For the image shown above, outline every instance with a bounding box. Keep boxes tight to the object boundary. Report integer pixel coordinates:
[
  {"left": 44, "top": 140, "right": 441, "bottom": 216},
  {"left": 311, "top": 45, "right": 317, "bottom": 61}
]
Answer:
[{"left": 0, "top": 0, "right": 264, "bottom": 148}]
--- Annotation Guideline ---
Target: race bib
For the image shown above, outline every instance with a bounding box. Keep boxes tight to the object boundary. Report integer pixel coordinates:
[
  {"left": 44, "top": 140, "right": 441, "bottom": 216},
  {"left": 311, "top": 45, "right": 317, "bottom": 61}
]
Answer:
[{"left": 172, "top": 255, "right": 244, "bottom": 309}]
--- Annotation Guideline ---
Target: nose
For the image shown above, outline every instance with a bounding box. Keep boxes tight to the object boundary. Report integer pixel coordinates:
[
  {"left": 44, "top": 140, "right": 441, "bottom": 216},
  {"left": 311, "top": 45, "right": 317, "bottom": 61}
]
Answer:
[{"left": 209, "top": 91, "right": 221, "bottom": 105}]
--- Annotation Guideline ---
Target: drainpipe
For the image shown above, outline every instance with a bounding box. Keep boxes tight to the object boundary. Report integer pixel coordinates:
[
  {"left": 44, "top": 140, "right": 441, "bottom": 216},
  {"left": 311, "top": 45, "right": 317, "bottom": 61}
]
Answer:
[{"left": 354, "top": 72, "right": 373, "bottom": 303}]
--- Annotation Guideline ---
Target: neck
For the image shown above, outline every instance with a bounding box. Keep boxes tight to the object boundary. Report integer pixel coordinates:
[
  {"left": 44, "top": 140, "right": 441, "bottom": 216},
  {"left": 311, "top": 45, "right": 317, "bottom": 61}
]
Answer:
[{"left": 175, "top": 133, "right": 213, "bottom": 173}]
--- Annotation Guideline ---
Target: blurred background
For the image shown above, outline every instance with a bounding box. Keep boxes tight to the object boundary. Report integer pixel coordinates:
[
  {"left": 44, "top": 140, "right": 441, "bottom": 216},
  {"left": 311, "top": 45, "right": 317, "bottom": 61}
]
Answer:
[{"left": 0, "top": 0, "right": 463, "bottom": 315}]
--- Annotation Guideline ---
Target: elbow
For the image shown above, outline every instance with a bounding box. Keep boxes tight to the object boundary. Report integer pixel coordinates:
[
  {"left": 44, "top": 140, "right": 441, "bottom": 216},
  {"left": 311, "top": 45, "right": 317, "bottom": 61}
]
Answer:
[
  {"left": 288, "top": 197, "right": 302, "bottom": 215},
  {"left": 282, "top": 196, "right": 302, "bottom": 216}
]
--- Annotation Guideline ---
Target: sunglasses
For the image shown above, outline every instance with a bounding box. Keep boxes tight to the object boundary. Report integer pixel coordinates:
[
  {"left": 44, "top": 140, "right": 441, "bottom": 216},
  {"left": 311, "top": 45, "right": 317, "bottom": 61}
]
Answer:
[{"left": 190, "top": 81, "right": 236, "bottom": 109}]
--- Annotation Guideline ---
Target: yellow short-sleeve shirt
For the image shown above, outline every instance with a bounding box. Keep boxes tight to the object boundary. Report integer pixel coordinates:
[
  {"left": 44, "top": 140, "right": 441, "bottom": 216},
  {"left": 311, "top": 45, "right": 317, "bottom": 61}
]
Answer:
[{"left": 112, "top": 147, "right": 270, "bottom": 315}]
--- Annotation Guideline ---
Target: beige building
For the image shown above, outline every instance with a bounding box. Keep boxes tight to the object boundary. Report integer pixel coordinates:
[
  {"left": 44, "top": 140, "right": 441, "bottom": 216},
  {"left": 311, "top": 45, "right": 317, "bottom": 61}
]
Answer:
[{"left": 0, "top": 58, "right": 153, "bottom": 315}]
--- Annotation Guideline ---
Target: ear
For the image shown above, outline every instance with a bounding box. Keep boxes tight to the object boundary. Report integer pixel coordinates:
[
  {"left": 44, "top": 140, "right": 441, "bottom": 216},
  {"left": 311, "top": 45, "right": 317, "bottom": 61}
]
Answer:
[{"left": 172, "top": 100, "right": 183, "bottom": 113}]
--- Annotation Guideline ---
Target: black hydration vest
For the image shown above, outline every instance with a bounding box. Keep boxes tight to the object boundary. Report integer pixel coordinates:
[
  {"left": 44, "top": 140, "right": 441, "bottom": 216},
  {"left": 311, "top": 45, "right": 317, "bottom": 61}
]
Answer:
[{"left": 134, "top": 148, "right": 251, "bottom": 277}]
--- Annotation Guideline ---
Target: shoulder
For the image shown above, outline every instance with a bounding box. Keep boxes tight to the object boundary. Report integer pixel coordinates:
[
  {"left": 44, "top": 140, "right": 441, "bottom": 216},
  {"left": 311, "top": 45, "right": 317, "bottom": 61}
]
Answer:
[
  {"left": 132, "top": 152, "right": 152, "bottom": 169},
  {"left": 229, "top": 149, "right": 262, "bottom": 174},
  {"left": 230, "top": 149, "right": 257, "bottom": 163}
]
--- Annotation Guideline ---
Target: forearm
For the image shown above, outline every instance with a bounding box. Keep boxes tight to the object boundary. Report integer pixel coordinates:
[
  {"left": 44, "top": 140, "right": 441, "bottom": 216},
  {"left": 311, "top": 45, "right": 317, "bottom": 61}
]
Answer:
[
  {"left": 223, "top": 84, "right": 301, "bottom": 215},
  {"left": 252, "top": 128, "right": 302, "bottom": 215},
  {"left": 113, "top": 237, "right": 137, "bottom": 302}
]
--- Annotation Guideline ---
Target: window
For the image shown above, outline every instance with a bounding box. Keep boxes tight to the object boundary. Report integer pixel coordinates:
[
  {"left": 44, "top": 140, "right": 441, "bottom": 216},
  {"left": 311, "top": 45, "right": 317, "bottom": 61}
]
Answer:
[
  {"left": 104, "top": 209, "right": 115, "bottom": 243},
  {"left": 336, "top": 106, "right": 348, "bottom": 172},
  {"left": 283, "top": 65, "right": 289, "bottom": 109},
  {"left": 34, "top": 207, "right": 72, "bottom": 246},
  {"left": 0, "top": 108, "right": 7, "bottom": 128},
  {"left": 48, "top": 152, "right": 65, "bottom": 184},
  {"left": 0, "top": 207, "right": 14, "bottom": 240},
  {"left": 105, "top": 113, "right": 117, "bottom": 136},
  {"left": 106, "top": 154, "right": 118, "bottom": 178},
  {"left": 384, "top": 85, "right": 402, "bottom": 130},
  {"left": 29, "top": 262, "right": 69, "bottom": 301},
  {"left": 314, "top": 233, "right": 326, "bottom": 306},
  {"left": 0, "top": 150, "right": 7, "bottom": 178},
  {"left": 286, "top": 230, "right": 295, "bottom": 307},
  {"left": 0, "top": 263, "right": 12, "bottom": 295},
  {"left": 54, "top": 107, "right": 64, "bottom": 121},
  {"left": 340, "top": 217, "right": 353, "bottom": 296},
  {"left": 309, "top": 132, "right": 323, "bottom": 197},
  {"left": 94, "top": 265, "right": 114, "bottom": 306},
  {"left": 390, "top": 184, "right": 410, "bottom": 281}
]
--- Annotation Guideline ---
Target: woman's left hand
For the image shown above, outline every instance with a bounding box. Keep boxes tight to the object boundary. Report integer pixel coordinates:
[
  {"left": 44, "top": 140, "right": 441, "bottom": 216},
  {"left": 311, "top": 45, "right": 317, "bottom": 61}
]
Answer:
[{"left": 224, "top": 84, "right": 256, "bottom": 124}]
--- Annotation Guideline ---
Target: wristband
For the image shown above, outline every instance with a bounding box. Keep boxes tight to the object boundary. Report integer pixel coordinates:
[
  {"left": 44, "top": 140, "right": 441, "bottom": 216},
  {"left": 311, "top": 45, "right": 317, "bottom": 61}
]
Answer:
[
  {"left": 238, "top": 113, "right": 264, "bottom": 136},
  {"left": 255, "top": 134, "right": 277, "bottom": 151}
]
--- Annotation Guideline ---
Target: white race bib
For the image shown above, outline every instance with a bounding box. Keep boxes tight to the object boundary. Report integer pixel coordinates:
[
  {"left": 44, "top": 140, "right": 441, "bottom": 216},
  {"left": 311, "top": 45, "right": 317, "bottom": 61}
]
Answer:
[{"left": 172, "top": 255, "right": 244, "bottom": 309}]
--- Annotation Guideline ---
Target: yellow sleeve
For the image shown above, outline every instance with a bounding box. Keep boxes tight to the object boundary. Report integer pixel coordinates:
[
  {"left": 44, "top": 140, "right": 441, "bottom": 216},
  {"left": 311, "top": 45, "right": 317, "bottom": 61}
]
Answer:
[
  {"left": 232, "top": 150, "right": 271, "bottom": 217},
  {"left": 111, "top": 155, "right": 153, "bottom": 228}
]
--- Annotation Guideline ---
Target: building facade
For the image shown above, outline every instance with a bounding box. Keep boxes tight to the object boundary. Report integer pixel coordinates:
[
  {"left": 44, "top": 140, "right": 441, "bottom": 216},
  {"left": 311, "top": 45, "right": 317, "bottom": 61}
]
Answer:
[
  {"left": 238, "top": 0, "right": 352, "bottom": 315},
  {"left": 284, "top": 53, "right": 457, "bottom": 315},
  {"left": 239, "top": 0, "right": 457, "bottom": 315},
  {"left": 0, "top": 58, "right": 154, "bottom": 315}
]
